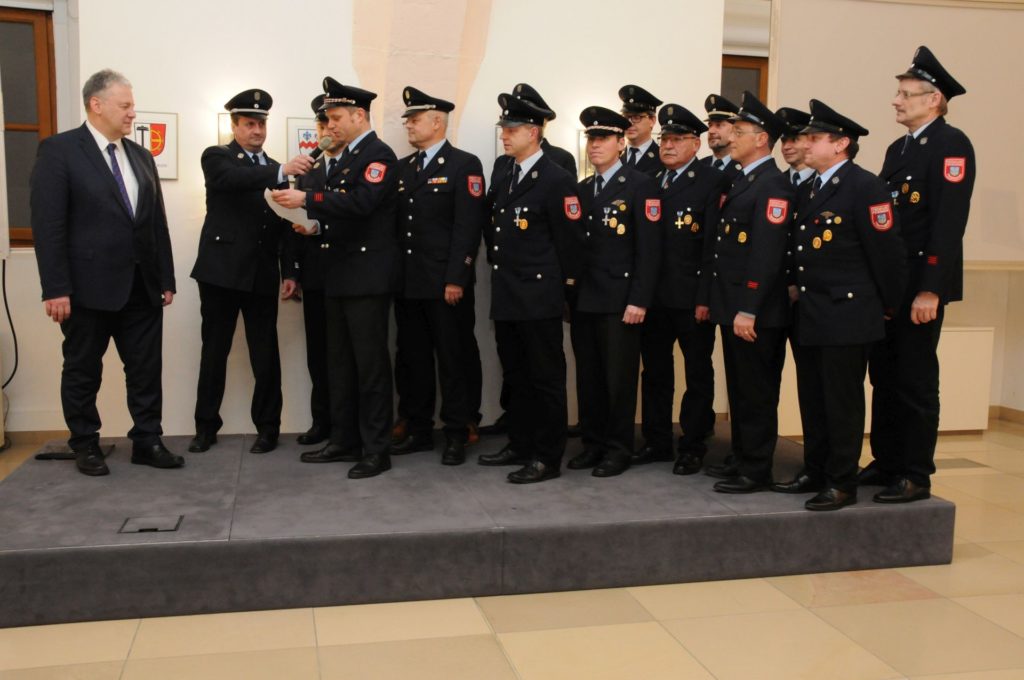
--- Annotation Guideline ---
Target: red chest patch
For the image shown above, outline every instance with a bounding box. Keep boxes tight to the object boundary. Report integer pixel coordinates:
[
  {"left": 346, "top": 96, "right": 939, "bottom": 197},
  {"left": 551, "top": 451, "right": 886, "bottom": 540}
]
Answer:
[
  {"left": 564, "top": 196, "right": 581, "bottom": 220},
  {"left": 943, "top": 157, "right": 966, "bottom": 183},
  {"left": 765, "top": 198, "right": 789, "bottom": 225},
  {"left": 869, "top": 202, "right": 894, "bottom": 231},
  {"left": 645, "top": 199, "right": 662, "bottom": 221},
  {"left": 467, "top": 175, "right": 484, "bottom": 197},
  {"left": 364, "top": 162, "right": 387, "bottom": 183}
]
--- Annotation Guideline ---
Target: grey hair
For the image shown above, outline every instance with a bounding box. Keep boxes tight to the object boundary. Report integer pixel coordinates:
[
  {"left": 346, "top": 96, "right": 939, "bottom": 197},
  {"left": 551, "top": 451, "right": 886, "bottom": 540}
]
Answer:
[{"left": 82, "top": 69, "right": 131, "bottom": 109}]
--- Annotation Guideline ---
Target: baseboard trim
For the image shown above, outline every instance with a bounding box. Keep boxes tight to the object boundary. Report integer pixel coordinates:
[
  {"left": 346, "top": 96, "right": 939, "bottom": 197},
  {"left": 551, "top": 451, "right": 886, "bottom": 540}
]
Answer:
[{"left": 6, "top": 430, "right": 70, "bottom": 445}]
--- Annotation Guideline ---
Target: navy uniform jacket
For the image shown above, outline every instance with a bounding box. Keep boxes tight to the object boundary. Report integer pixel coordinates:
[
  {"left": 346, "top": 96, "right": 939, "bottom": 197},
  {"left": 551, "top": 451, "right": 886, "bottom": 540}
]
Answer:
[
  {"left": 484, "top": 155, "right": 583, "bottom": 321},
  {"left": 283, "top": 157, "right": 332, "bottom": 290},
  {"left": 653, "top": 162, "right": 730, "bottom": 310},
  {"left": 576, "top": 165, "right": 662, "bottom": 313},
  {"left": 710, "top": 158, "right": 795, "bottom": 328},
  {"left": 880, "top": 116, "right": 975, "bottom": 303},
  {"left": 791, "top": 162, "right": 907, "bottom": 346},
  {"left": 701, "top": 154, "right": 743, "bottom": 181},
  {"left": 623, "top": 141, "right": 661, "bottom": 177},
  {"left": 542, "top": 138, "right": 577, "bottom": 177},
  {"left": 191, "top": 140, "right": 289, "bottom": 296},
  {"left": 396, "top": 141, "right": 485, "bottom": 299},
  {"left": 31, "top": 123, "right": 175, "bottom": 310},
  {"left": 304, "top": 131, "right": 399, "bottom": 297}
]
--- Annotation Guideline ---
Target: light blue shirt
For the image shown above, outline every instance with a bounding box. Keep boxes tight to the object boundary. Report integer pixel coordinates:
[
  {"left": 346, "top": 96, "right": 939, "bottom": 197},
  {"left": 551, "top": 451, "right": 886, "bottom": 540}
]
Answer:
[
  {"left": 742, "top": 154, "right": 775, "bottom": 175},
  {"left": 815, "top": 159, "right": 849, "bottom": 187},
  {"left": 420, "top": 138, "right": 447, "bottom": 167},
  {"left": 596, "top": 159, "right": 623, "bottom": 188},
  {"left": 348, "top": 128, "right": 373, "bottom": 152},
  {"left": 514, "top": 147, "right": 544, "bottom": 178}
]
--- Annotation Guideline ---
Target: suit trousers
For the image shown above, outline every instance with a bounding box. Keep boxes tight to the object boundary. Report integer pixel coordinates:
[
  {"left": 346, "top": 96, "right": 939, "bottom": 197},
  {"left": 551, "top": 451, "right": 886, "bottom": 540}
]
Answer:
[
  {"left": 720, "top": 326, "right": 786, "bottom": 482},
  {"left": 868, "top": 302, "right": 945, "bottom": 486},
  {"left": 639, "top": 307, "right": 717, "bottom": 454},
  {"left": 456, "top": 287, "right": 484, "bottom": 424},
  {"left": 301, "top": 287, "right": 330, "bottom": 430},
  {"left": 793, "top": 342, "right": 871, "bottom": 491},
  {"left": 194, "top": 282, "right": 282, "bottom": 435},
  {"left": 394, "top": 295, "right": 474, "bottom": 439},
  {"left": 572, "top": 311, "right": 641, "bottom": 459},
  {"left": 61, "top": 270, "right": 164, "bottom": 450},
  {"left": 494, "top": 318, "right": 567, "bottom": 467},
  {"left": 326, "top": 294, "right": 393, "bottom": 457}
]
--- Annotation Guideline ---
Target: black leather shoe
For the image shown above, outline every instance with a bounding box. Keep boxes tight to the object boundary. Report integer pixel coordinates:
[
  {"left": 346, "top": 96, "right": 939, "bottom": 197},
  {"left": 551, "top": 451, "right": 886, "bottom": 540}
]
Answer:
[
  {"left": 508, "top": 460, "right": 560, "bottom": 484},
  {"left": 188, "top": 432, "right": 217, "bottom": 453},
  {"left": 348, "top": 452, "right": 392, "bottom": 479},
  {"left": 673, "top": 452, "right": 703, "bottom": 476},
  {"left": 477, "top": 412, "right": 508, "bottom": 436},
  {"left": 593, "top": 453, "right": 631, "bottom": 478},
  {"left": 713, "top": 475, "right": 770, "bottom": 494},
  {"left": 300, "top": 444, "right": 361, "bottom": 463},
  {"left": 631, "top": 445, "right": 674, "bottom": 465},
  {"left": 806, "top": 487, "right": 857, "bottom": 511},
  {"left": 75, "top": 443, "right": 110, "bottom": 476},
  {"left": 442, "top": 439, "right": 466, "bottom": 466},
  {"left": 771, "top": 473, "right": 825, "bottom": 494},
  {"left": 249, "top": 431, "right": 279, "bottom": 454},
  {"left": 705, "top": 454, "right": 739, "bottom": 479},
  {"left": 874, "top": 478, "right": 931, "bottom": 503},
  {"left": 478, "top": 444, "right": 530, "bottom": 466},
  {"left": 296, "top": 425, "right": 329, "bottom": 446},
  {"left": 131, "top": 441, "right": 185, "bottom": 469},
  {"left": 392, "top": 433, "right": 434, "bottom": 455},
  {"left": 567, "top": 449, "right": 604, "bottom": 470},
  {"left": 857, "top": 465, "right": 897, "bottom": 487}
]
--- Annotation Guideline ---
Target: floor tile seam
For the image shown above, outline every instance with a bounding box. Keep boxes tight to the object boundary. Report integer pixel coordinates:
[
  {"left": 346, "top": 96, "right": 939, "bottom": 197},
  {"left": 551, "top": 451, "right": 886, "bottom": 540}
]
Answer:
[
  {"left": 943, "top": 595, "right": 1024, "bottom": 643},
  {"left": 468, "top": 599, "right": 525, "bottom": 680},
  {"left": 307, "top": 607, "right": 323, "bottom": 680},
  {"left": 118, "top": 618, "right": 143, "bottom": 675},
  {"left": 647, "top": 616, "right": 721, "bottom": 679},
  {"left": 780, "top": 605, "right": 908, "bottom": 677},
  {"left": 225, "top": 438, "right": 247, "bottom": 540},
  {"left": 123, "top": 643, "right": 319, "bottom": 664}
]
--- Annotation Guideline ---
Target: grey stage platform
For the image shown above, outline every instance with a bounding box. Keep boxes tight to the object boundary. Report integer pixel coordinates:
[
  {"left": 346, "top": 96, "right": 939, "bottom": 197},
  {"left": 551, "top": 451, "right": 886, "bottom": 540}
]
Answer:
[{"left": 0, "top": 426, "right": 954, "bottom": 628}]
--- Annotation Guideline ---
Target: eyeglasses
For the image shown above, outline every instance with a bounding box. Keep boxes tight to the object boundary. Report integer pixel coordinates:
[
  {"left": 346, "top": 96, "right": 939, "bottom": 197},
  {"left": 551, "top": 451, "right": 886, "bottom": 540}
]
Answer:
[
  {"left": 731, "top": 128, "right": 763, "bottom": 136},
  {"left": 625, "top": 114, "right": 652, "bottom": 123},
  {"left": 894, "top": 89, "right": 935, "bottom": 100}
]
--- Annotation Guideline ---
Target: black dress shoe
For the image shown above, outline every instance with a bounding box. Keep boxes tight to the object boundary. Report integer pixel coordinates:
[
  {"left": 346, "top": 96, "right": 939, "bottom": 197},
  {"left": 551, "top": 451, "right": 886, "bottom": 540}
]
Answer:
[
  {"left": 249, "top": 431, "right": 279, "bottom": 454},
  {"left": 567, "top": 449, "right": 604, "bottom": 470},
  {"left": 857, "top": 465, "right": 897, "bottom": 487},
  {"left": 392, "top": 433, "right": 434, "bottom": 455},
  {"left": 673, "top": 452, "right": 703, "bottom": 476},
  {"left": 713, "top": 475, "right": 770, "bottom": 494},
  {"left": 478, "top": 443, "right": 529, "bottom": 466},
  {"left": 300, "top": 444, "right": 361, "bottom": 463},
  {"left": 296, "top": 425, "right": 329, "bottom": 446},
  {"left": 805, "top": 487, "right": 857, "bottom": 511},
  {"left": 477, "top": 412, "right": 508, "bottom": 436},
  {"left": 508, "top": 460, "right": 560, "bottom": 484},
  {"left": 188, "top": 432, "right": 217, "bottom": 453},
  {"left": 348, "top": 452, "right": 392, "bottom": 479},
  {"left": 705, "top": 454, "right": 739, "bottom": 479},
  {"left": 873, "top": 478, "right": 931, "bottom": 504},
  {"left": 131, "top": 442, "right": 185, "bottom": 469},
  {"left": 442, "top": 439, "right": 466, "bottom": 466},
  {"left": 631, "top": 445, "right": 674, "bottom": 465},
  {"left": 75, "top": 443, "right": 110, "bottom": 477},
  {"left": 771, "top": 473, "right": 825, "bottom": 494},
  {"left": 567, "top": 422, "right": 582, "bottom": 438},
  {"left": 593, "top": 453, "right": 631, "bottom": 478}
]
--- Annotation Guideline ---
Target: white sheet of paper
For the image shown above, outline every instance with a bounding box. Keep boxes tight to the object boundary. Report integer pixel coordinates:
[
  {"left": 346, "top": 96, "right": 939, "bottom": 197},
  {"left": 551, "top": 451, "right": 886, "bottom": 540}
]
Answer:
[{"left": 264, "top": 188, "right": 317, "bottom": 231}]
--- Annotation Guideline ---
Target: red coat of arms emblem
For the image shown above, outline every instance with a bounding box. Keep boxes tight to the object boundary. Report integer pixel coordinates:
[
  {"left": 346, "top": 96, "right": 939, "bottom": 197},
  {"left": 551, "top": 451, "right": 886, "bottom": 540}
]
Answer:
[
  {"left": 365, "top": 162, "right": 387, "bottom": 183},
  {"left": 869, "top": 202, "right": 894, "bottom": 231},
  {"left": 467, "top": 175, "right": 483, "bottom": 197},
  {"left": 944, "top": 157, "right": 966, "bottom": 183},
  {"left": 645, "top": 199, "right": 661, "bottom": 221},
  {"left": 766, "top": 198, "right": 789, "bottom": 225},
  {"left": 564, "top": 196, "right": 581, "bottom": 220}
]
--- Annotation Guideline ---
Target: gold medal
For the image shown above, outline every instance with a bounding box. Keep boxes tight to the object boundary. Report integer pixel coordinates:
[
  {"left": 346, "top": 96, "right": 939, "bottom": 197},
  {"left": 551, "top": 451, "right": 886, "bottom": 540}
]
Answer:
[
  {"left": 683, "top": 214, "right": 693, "bottom": 225},
  {"left": 691, "top": 223, "right": 699, "bottom": 233},
  {"left": 609, "top": 217, "right": 618, "bottom": 228},
  {"left": 823, "top": 229, "right": 833, "bottom": 242},
  {"left": 725, "top": 225, "right": 731, "bottom": 235},
  {"left": 737, "top": 231, "right": 747, "bottom": 243},
  {"left": 618, "top": 204, "right": 626, "bottom": 212},
  {"left": 901, "top": 183, "right": 910, "bottom": 194},
  {"left": 617, "top": 224, "right": 626, "bottom": 235},
  {"left": 812, "top": 236, "right": 822, "bottom": 249},
  {"left": 910, "top": 191, "right": 921, "bottom": 204},
  {"left": 833, "top": 216, "right": 842, "bottom": 225},
  {"left": 519, "top": 219, "right": 528, "bottom": 230}
]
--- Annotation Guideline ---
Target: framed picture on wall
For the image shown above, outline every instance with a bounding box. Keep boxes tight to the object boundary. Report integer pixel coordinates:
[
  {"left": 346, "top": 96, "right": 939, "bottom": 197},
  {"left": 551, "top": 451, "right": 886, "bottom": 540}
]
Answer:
[
  {"left": 288, "top": 117, "right": 320, "bottom": 159},
  {"left": 133, "top": 111, "right": 178, "bottom": 180}
]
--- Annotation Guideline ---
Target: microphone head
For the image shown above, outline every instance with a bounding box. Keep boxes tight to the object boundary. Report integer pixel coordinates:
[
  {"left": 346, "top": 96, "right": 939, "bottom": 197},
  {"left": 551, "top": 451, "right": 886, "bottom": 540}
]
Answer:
[{"left": 318, "top": 136, "right": 333, "bottom": 150}]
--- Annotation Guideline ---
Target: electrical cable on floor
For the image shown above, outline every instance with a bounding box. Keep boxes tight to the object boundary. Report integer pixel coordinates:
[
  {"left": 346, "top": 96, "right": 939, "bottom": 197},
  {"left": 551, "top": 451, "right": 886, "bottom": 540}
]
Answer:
[{"left": 0, "top": 258, "right": 17, "bottom": 453}]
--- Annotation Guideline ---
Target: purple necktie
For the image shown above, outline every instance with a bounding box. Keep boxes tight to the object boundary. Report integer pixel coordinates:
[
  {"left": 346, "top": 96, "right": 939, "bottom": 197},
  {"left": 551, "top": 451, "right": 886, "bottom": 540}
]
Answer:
[{"left": 106, "top": 143, "right": 134, "bottom": 218}]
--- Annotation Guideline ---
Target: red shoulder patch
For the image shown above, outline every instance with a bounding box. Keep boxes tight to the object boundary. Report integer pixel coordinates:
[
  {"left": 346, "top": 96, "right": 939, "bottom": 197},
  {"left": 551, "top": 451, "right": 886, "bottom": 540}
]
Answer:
[
  {"left": 364, "top": 162, "right": 387, "bottom": 184},
  {"left": 765, "top": 198, "right": 789, "bottom": 225},
  {"left": 564, "top": 196, "right": 581, "bottom": 220},
  {"left": 467, "top": 175, "right": 484, "bottom": 197},
  {"left": 869, "top": 202, "right": 894, "bottom": 231},
  {"left": 943, "top": 156, "right": 966, "bottom": 183},
  {"left": 645, "top": 199, "right": 662, "bottom": 221}
]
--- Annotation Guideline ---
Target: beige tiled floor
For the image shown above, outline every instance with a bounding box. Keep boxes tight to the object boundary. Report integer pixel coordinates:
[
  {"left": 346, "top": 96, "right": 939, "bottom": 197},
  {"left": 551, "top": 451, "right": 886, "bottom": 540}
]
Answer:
[{"left": 2, "top": 422, "right": 1024, "bottom": 679}]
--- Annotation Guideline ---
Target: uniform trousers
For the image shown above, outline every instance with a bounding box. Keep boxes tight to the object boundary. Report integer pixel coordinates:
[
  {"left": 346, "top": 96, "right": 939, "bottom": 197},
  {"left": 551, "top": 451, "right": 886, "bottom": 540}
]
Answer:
[{"left": 301, "top": 287, "right": 330, "bottom": 430}]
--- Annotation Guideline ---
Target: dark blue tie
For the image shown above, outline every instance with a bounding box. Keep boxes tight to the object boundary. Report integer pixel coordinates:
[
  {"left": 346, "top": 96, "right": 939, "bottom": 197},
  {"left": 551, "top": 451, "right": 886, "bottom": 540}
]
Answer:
[{"left": 106, "top": 143, "right": 133, "bottom": 218}]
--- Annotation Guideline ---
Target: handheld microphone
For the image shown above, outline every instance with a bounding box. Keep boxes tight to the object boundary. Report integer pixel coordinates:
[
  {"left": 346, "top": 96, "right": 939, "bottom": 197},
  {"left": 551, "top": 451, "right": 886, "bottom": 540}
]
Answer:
[{"left": 309, "top": 136, "right": 334, "bottom": 160}]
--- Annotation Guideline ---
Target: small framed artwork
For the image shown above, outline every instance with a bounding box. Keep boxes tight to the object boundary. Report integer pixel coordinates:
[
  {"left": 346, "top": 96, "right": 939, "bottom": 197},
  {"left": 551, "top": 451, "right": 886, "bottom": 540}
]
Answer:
[
  {"left": 288, "top": 117, "right": 320, "bottom": 159},
  {"left": 217, "top": 112, "right": 233, "bottom": 145},
  {"left": 133, "top": 111, "right": 178, "bottom": 180}
]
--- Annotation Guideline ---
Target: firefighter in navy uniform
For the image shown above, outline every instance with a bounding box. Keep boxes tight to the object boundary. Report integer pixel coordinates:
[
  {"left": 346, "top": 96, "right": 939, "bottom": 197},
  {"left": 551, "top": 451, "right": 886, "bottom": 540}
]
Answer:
[
  {"left": 772, "top": 100, "right": 907, "bottom": 511},
  {"left": 391, "top": 86, "right": 485, "bottom": 466},
  {"left": 701, "top": 94, "right": 743, "bottom": 180},
  {"left": 706, "top": 92, "right": 795, "bottom": 493},
  {"left": 618, "top": 84, "right": 662, "bottom": 177},
  {"left": 564, "top": 107, "right": 661, "bottom": 477},
  {"left": 272, "top": 77, "right": 399, "bottom": 479},
  {"left": 776, "top": 107, "right": 815, "bottom": 187},
  {"left": 863, "top": 46, "right": 976, "bottom": 503},
  {"left": 476, "top": 93, "right": 583, "bottom": 483},
  {"left": 634, "top": 104, "right": 730, "bottom": 474}
]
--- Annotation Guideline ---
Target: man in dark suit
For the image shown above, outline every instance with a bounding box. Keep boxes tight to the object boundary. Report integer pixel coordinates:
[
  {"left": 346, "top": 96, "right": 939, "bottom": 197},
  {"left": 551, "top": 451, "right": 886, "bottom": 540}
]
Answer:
[
  {"left": 701, "top": 94, "right": 743, "bottom": 179},
  {"left": 565, "top": 107, "right": 660, "bottom": 478},
  {"left": 863, "top": 46, "right": 976, "bottom": 503},
  {"left": 773, "top": 100, "right": 906, "bottom": 511},
  {"left": 776, "top": 107, "right": 815, "bottom": 187},
  {"left": 272, "top": 78, "right": 399, "bottom": 479},
  {"left": 634, "top": 104, "right": 729, "bottom": 475},
  {"left": 476, "top": 93, "right": 583, "bottom": 483},
  {"left": 391, "top": 86, "right": 485, "bottom": 465},
  {"left": 618, "top": 85, "right": 662, "bottom": 177},
  {"left": 30, "top": 69, "right": 182, "bottom": 476},
  {"left": 707, "top": 92, "right": 795, "bottom": 494},
  {"left": 189, "top": 89, "right": 313, "bottom": 455}
]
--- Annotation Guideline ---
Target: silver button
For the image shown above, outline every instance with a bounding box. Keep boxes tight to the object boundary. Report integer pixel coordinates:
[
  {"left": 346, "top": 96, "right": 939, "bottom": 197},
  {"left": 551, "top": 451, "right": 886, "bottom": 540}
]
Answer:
[
  {"left": 493, "top": 245, "right": 498, "bottom": 251},
  {"left": 408, "top": 215, "right": 413, "bottom": 220},
  {"left": 536, "top": 273, "right": 542, "bottom": 279},
  {"left": 798, "top": 266, "right": 804, "bottom": 272},
  {"left": 799, "top": 225, "right": 805, "bottom": 231},
  {"left": 624, "top": 272, "right": 630, "bottom": 278},
  {"left": 407, "top": 249, "right": 412, "bottom": 254},
  {"left": 493, "top": 264, "right": 498, "bottom": 270},
  {"left": 918, "top": 251, "right": 924, "bottom": 256},
  {"left": 500, "top": 209, "right": 505, "bottom": 213},
  {"left": 717, "top": 236, "right": 721, "bottom": 241},
  {"left": 407, "top": 232, "right": 412, "bottom": 237},
  {"left": 797, "top": 246, "right": 803, "bottom": 252},
  {"left": 215, "top": 236, "right": 220, "bottom": 241},
  {"left": 800, "top": 286, "right": 806, "bottom": 292},
  {"left": 360, "top": 246, "right": 367, "bottom": 252},
  {"left": 496, "top": 227, "right": 501, "bottom": 232},
  {"left": 847, "top": 292, "right": 854, "bottom": 299}
]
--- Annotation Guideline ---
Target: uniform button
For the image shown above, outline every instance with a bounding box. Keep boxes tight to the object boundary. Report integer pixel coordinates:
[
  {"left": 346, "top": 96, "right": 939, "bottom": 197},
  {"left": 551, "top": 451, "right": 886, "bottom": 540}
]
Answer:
[
  {"left": 588, "top": 215, "right": 593, "bottom": 220},
  {"left": 713, "top": 272, "right": 718, "bottom": 277},
  {"left": 785, "top": 269, "right": 790, "bottom": 274},
  {"left": 714, "top": 254, "right": 718, "bottom": 259},
  {"left": 720, "top": 218, "right": 725, "bottom": 223},
  {"left": 786, "top": 250, "right": 791, "bottom": 256},
  {"left": 409, "top": 198, "right": 414, "bottom": 203},
  {"left": 496, "top": 227, "right": 501, "bottom": 232},
  {"left": 215, "top": 236, "right": 220, "bottom": 241},
  {"left": 360, "top": 246, "right": 367, "bottom": 252},
  {"left": 408, "top": 215, "right": 413, "bottom": 220},
  {"left": 323, "top": 243, "right": 330, "bottom": 249},
  {"left": 493, "top": 245, "right": 498, "bottom": 251},
  {"left": 847, "top": 292, "right": 854, "bottom": 299},
  {"left": 624, "top": 272, "right": 630, "bottom": 278},
  {"left": 717, "top": 236, "right": 721, "bottom": 241},
  {"left": 500, "top": 209, "right": 505, "bottom": 213},
  {"left": 797, "top": 246, "right": 803, "bottom": 252},
  {"left": 407, "top": 249, "right": 412, "bottom": 254},
  {"left": 799, "top": 225, "right": 805, "bottom": 231},
  {"left": 586, "top": 232, "right": 590, "bottom": 237},
  {"left": 800, "top": 286, "right": 806, "bottom": 292},
  {"left": 696, "top": 269, "right": 701, "bottom": 275},
  {"left": 536, "top": 273, "right": 542, "bottom": 279},
  {"left": 262, "top": 225, "right": 266, "bottom": 229},
  {"left": 407, "top": 232, "right": 412, "bottom": 237},
  {"left": 493, "top": 264, "right": 498, "bottom": 270},
  {"left": 433, "top": 188, "right": 438, "bottom": 192},
  {"left": 798, "top": 266, "right": 804, "bottom": 272},
  {"left": 918, "top": 251, "right": 924, "bottom": 256}
]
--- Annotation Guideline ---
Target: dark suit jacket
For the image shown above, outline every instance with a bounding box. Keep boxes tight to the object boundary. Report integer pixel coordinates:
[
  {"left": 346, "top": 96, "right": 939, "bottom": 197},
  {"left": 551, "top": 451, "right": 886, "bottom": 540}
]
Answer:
[
  {"left": 396, "top": 141, "right": 484, "bottom": 298},
  {"left": 623, "top": 141, "right": 661, "bottom": 177},
  {"left": 304, "top": 130, "right": 399, "bottom": 297},
  {"left": 31, "top": 123, "right": 174, "bottom": 311},
  {"left": 880, "top": 116, "right": 975, "bottom": 303},
  {"left": 701, "top": 154, "right": 743, "bottom": 181},
  {"left": 791, "top": 161, "right": 907, "bottom": 345},
  {"left": 576, "top": 165, "right": 661, "bottom": 313},
  {"left": 191, "top": 140, "right": 290, "bottom": 296},
  {"left": 710, "top": 158, "right": 795, "bottom": 329},
  {"left": 654, "top": 161, "right": 730, "bottom": 310},
  {"left": 284, "top": 158, "right": 333, "bottom": 291},
  {"left": 541, "top": 138, "right": 577, "bottom": 177}
]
